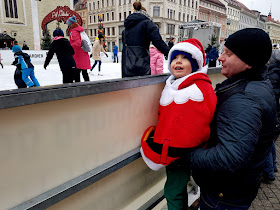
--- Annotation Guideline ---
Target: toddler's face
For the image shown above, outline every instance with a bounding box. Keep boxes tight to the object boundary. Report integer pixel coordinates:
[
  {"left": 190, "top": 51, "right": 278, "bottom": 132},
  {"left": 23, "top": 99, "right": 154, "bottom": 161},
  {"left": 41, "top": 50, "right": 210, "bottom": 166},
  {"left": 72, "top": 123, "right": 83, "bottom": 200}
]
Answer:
[{"left": 170, "top": 54, "right": 192, "bottom": 79}]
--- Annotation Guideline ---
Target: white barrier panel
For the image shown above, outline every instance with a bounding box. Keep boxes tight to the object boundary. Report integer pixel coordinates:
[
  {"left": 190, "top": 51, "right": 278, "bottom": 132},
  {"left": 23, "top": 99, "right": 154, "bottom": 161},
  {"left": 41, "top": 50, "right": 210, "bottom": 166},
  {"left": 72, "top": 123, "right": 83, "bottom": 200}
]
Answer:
[{"left": 0, "top": 50, "right": 121, "bottom": 65}]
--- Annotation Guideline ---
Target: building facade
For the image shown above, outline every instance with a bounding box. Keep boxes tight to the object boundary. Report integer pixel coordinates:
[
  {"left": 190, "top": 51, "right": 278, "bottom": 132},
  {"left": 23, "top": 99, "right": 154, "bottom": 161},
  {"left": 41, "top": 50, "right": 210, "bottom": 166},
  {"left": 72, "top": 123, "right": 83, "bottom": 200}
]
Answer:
[
  {"left": 75, "top": 0, "right": 89, "bottom": 31},
  {"left": 266, "top": 13, "right": 280, "bottom": 45},
  {"left": 236, "top": 1, "right": 258, "bottom": 30},
  {"left": 0, "top": 0, "right": 73, "bottom": 50},
  {"left": 199, "top": 0, "right": 227, "bottom": 42},
  {"left": 86, "top": 0, "right": 200, "bottom": 52}
]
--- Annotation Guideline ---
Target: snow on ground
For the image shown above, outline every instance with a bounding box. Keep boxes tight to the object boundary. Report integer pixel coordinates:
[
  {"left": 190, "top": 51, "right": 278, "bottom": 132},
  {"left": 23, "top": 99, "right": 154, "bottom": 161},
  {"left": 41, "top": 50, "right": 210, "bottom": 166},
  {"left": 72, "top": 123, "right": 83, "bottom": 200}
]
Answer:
[{"left": 0, "top": 61, "right": 170, "bottom": 91}]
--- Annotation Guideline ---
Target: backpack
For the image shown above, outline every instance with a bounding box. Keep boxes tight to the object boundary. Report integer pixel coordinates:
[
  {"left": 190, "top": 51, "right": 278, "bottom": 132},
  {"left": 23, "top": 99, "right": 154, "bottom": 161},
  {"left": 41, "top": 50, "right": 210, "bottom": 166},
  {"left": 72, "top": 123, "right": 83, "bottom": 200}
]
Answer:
[{"left": 80, "top": 31, "right": 92, "bottom": 52}]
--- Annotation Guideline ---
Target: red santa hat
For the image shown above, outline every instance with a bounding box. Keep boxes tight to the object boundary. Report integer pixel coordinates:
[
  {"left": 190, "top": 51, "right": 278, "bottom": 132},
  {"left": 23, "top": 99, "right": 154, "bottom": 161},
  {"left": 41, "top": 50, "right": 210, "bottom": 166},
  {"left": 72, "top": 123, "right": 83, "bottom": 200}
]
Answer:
[{"left": 168, "top": 38, "right": 206, "bottom": 72}]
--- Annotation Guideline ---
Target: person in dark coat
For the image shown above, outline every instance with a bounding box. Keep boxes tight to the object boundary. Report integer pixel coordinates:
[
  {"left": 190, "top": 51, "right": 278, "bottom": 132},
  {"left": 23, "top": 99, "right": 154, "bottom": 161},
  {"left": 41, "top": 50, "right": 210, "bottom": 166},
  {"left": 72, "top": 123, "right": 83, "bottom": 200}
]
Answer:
[
  {"left": 168, "top": 37, "right": 175, "bottom": 49},
  {"left": 183, "top": 28, "right": 276, "bottom": 209},
  {"left": 44, "top": 28, "right": 76, "bottom": 84},
  {"left": 121, "top": 1, "right": 169, "bottom": 78},
  {"left": 206, "top": 46, "right": 219, "bottom": 67},
  {"left": 205, "top": 44, "right": 212, "bottom": 54},
  {"left": 22, "top": 41, "right": 29, "bottom": 50}
]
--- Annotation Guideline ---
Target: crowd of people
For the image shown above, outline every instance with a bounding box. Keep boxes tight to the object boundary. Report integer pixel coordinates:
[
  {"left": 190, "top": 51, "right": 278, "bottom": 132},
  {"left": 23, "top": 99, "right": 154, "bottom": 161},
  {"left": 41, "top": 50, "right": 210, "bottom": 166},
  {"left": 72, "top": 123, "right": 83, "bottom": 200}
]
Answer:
[{"left": 2, "top": 2, "right": 280, "bottom": 209}]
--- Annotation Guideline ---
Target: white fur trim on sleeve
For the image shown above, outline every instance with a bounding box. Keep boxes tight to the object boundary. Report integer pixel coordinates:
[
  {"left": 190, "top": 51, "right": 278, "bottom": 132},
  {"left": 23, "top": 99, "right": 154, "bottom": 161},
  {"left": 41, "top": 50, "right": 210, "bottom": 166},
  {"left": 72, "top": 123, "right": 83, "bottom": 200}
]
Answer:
[
  {"left": 168, "top": 42, "right": 204, "bottom": 71},
  {"left": 140, "top": 147, "right": 165, "bottom": 171}
]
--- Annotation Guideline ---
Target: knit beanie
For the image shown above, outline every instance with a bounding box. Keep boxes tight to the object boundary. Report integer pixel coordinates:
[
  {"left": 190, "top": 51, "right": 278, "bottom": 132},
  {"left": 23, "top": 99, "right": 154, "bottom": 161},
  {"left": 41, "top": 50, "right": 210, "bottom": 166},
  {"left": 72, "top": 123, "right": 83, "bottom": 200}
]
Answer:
[
  {"left": 170, "top": 51, "right": 199, "bottom": 72},
  {"left": 225, "top": 28, "right": 272, "bottom": 67},
  {"left": 66, "top": 15, "right": 77, "bottom": 25},
  {"left": 12, "top": 45, "right": 22, "bottom": 53},
  {"left": 53, "top": 28, "right": 64, "bottom": 37},
  {"left": 168, "top": 38, "right": 206, "bottom": 73}
]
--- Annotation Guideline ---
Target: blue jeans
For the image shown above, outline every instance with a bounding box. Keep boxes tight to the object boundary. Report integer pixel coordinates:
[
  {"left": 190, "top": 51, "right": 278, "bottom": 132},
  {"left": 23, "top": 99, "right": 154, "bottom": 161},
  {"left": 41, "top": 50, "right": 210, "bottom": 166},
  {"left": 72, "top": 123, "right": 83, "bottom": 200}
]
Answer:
[
  {"left": 91, "top": 60, "right": 102, "bottom": 72},
  {"left": 22, "top": 68, "right": 40, "bottom": 87},
  {"left": 200, "top": 192, "right": 251, "bottom": 210},
  {"left": 263, "top": 142, "right": 277, "bottom": 179},
  {"left": 113, "top": 54, "right": 118, "bottom": 63}
]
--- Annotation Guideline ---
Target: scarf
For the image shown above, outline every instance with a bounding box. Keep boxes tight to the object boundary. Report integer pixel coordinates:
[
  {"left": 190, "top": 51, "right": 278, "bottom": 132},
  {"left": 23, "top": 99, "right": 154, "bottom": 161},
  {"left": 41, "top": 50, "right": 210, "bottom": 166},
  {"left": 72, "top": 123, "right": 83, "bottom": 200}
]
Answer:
[{"left": 133, "top": 9, "right": 153, "bottom": 21}]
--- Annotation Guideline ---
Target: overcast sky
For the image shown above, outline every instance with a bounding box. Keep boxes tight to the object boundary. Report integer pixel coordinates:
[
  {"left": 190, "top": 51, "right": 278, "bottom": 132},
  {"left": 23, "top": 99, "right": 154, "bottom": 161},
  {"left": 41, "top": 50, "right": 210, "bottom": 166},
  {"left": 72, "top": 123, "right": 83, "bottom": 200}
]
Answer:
[{"left": 237, "top": 0, "right": 280, "bottom": 21}]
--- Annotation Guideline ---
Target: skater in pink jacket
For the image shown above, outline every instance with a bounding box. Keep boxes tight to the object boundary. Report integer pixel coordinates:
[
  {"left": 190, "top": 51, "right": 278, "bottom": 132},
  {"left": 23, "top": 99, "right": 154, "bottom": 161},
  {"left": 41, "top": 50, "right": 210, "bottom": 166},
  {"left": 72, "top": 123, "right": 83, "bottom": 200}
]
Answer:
[{"left": 149, "top": 44, "right": 164, "bottom": 75}]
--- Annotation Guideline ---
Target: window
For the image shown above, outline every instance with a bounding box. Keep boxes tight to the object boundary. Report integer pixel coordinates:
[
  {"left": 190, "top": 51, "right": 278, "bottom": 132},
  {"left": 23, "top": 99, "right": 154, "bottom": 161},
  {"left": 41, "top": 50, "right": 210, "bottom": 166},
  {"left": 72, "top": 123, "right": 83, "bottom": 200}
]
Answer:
[
  {"left": 119, "top": 25, "right": 125, "bottom": 35},
  {"left": 107, "top": 28, "right": 110, "bottom": 36},
  {"left": 191, "top": 15, "right": 193, "bottom": 21},
  {"left": 124, "top": 0, "right": 126, "bottom": 4},
  {"left": 90, "top": 29, "right": 93, "bottom": 37},
  {"left": 98, "top": 1, "right": 100, "bottom": 8},
  {"left": 196, "top": 1, "right": 197, "bottom": 9},
  {"left": 124, "top": 12, "right": 126, "bottom": 19},
  {"left": 107, "top": 0, "right": 109, "bottom": 6},
  {"left": 112, "top": 0, "right": 114, "bottom": 5},
  {"left": 107, "top": 13, "right": 109, "bottom": 21},
  {"left": 89, "top": 3, "right": 91, "bottom": 10},
  {"left": 112, "top": 12, "right": 115, "bottom": 20},
  {"left": 167, "top": 24, "right": 175, "bottom": 34},
  {"left": 94, "top": 29, "right": 97, "bottom": 36},
  {"left": 129, "top": 0, "right": 131, "bottom": 3},
  {"left": 183, "top": 13, "right": 185, "bottom": 22},
  {"left": 4, "top": 0, "right": 18, "bottom": 18},
  {"left": 188, "top": 0, "right": 190, "bottom": 7},
  {"left": 102, "top": 0, "right": 104, "bottom": 7},
  {"left": 192, "top": 0, "right": 194, "bottom": 8},
  {"left": 102, "top": 14, "right": 104, "bottom": 21},
  {"left": 112, "top": 27, "right": 115, "bottom": 35},
  {"left": 187, "top": 14, "right": 189, "bottom": 22},
  {"left": 184, "top": 0, "right": 186, "bottom": 5},
  {"left": 93, "top": 2, "right": 95, "bottom": 9},
  {"left": 129, "top": 11, "right": 131, "bottom": 15},
  {"left": 178, "top": 12, "right": 181, "bottom": 21},
  {"left": 119, "top": 0, "right": 121, "bottom": 5},
  {"left": 94, "top": 15, "right": 96, "bottom": 22},
  {"left": 119, "top": 13, "right": 121, "bottom": 21},
  {"left": 90, "top": 16, "right": 92, "bottom": 23},
  {"left": 153, "top": 6, "right": 160, "bottom": 17},
  {"left": 168, "top": 9, "right": 169, "bottom": 19},
  {"left": 179, "top": 0, "right": 181, "bottom": 5}
]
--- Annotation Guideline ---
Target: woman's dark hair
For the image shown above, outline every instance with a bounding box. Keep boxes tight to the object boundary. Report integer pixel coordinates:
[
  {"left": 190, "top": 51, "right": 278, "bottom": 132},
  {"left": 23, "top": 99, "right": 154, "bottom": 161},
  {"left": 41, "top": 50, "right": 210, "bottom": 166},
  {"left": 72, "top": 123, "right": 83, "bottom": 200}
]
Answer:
[{"left": 133, "top": 1, "right": 146, "bottom": 11}]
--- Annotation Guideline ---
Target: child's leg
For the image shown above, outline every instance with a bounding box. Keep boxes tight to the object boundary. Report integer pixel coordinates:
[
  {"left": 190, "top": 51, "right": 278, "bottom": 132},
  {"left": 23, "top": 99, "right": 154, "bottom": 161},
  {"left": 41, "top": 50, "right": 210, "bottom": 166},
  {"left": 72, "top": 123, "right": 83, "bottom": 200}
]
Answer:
[
  {"left": 22, "top": 68, "right": 34, "bottom": 87},
  {"left": 29, "top": 68, "right": 40, "bottom": 86},
  {"left": 164, "top": 162, "right": 190, "bottom": 210},
  {"left": 0, "top": 62, "right": 3, "bottom": 68}
]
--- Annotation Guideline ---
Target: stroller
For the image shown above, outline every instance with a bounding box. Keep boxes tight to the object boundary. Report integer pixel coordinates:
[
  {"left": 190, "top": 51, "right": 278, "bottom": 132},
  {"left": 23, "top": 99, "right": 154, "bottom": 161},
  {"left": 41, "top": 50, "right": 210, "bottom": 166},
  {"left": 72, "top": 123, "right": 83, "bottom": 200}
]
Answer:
[{"left": 14, "top": 67, "right": 27, "bottom": 89}]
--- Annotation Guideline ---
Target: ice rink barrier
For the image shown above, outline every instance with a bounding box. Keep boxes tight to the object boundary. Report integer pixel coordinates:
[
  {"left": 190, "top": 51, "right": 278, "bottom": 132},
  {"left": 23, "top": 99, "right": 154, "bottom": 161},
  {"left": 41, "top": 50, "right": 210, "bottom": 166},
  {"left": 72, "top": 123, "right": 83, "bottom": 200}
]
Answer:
[{"left": 0, "top": 68, "right": 225, "bottom": 210}]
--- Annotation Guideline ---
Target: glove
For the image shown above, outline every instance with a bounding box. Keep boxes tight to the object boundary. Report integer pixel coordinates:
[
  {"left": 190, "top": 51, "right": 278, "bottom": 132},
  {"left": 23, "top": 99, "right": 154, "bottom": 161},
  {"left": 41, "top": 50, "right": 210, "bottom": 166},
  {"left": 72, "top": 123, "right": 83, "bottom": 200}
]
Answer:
[
  {"left": 90, "top": 54, "right": 92, "bottom": 58},
  {"left": 106, "top": 54, "right": 108, "bottom": 57}
]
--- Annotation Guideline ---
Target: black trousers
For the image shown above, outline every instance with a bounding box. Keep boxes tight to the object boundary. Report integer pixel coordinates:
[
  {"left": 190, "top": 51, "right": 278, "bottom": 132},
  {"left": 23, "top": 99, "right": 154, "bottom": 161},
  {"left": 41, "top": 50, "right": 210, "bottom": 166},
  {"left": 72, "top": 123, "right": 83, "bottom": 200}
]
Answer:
[
  {"left": 74, "top": 69, "right": 89, "bottom": 82},
  {"left": 61, "top": 68, "right": 74, "bottom": 84},
  {"left": 0, "top": 62, "right": 3, "bottom": 68}
]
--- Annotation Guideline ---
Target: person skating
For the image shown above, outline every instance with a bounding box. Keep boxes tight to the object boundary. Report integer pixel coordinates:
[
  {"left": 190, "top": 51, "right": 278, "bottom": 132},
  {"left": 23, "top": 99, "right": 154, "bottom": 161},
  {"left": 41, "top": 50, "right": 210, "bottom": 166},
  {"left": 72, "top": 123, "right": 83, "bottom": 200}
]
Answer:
[{"left": 12, "top": 45, "right": 40, "bottom": 88}]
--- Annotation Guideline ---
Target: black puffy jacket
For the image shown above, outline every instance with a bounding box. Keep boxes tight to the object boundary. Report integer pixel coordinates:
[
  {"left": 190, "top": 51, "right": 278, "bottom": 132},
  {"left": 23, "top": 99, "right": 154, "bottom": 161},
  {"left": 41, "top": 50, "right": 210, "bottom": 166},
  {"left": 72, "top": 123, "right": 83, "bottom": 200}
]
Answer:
[
  {"left": 190, "top": 69, "right": 276, "bottom": 205},
  {"left": 44, "top": 38, "right": 76, "bottom": 72},
  {"left": 122, "top": 12, "right": 169, "bottom": 77}
]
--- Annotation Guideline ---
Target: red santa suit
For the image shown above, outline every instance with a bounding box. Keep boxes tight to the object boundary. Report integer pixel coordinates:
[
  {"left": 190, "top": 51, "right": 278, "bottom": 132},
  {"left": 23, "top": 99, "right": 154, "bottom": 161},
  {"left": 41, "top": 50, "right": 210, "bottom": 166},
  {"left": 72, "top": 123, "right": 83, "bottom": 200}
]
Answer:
[{"left": 141, "top": 38, "right": 217, "bottom": 170}]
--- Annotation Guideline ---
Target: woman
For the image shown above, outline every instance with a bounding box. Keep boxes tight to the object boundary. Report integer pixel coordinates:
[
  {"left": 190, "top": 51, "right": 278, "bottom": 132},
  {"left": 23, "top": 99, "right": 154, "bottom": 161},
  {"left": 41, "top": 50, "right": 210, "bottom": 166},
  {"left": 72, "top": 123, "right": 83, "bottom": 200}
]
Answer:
[
  {"left": 66, "top": 15, "right": 91, "bottom": 82},
  {"left": 90, "top": 34, "right": 108, "bottom": 75},
  {"left": 44, "top": 28, "right": 76, "bottom": 84},
  {"left": 121, "top": 1, "right": 169, "bottom": 78}
]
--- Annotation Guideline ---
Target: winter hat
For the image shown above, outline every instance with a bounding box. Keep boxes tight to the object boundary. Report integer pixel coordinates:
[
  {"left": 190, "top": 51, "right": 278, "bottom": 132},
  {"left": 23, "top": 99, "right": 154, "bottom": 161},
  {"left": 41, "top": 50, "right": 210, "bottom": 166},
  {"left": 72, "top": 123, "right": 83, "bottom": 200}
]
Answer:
[
  {"left": 170, "top": 51, "right": 199, "bottom": 72},
  {"left": 225, "top": 28, "right": 272, "bottom": 67},
  {"left": 66, "top": 15, "right": 77, "bottom": 25},
  {"left": 12, "top": 45, "right": 22, "bottom": 53},
  {"left": 53, "top": 28, "right": 64, "bottom": 37},
  {"left": 168, "top": 38, "right": 206, "bottom": 72}
]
